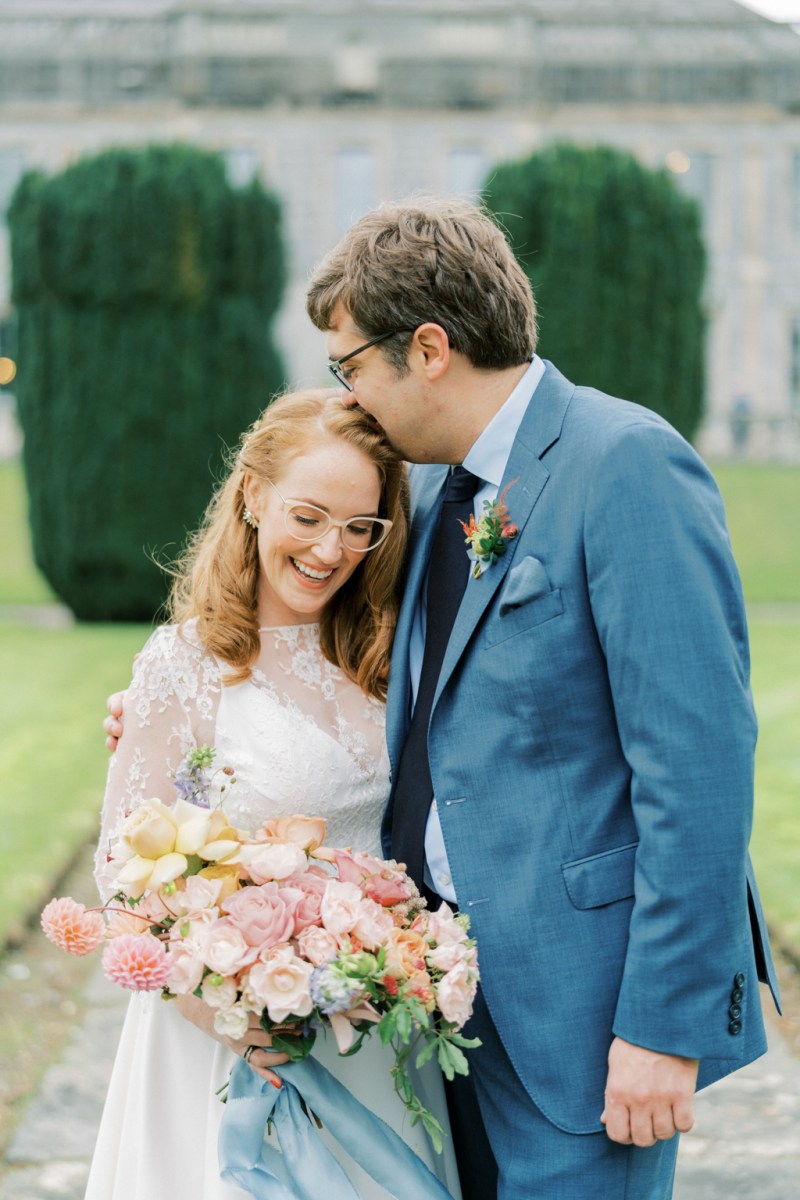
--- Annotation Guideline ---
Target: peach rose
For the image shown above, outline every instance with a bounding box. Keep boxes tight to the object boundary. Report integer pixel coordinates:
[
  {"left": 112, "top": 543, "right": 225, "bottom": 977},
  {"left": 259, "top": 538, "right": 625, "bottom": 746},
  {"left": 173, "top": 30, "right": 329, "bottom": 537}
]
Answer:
[
  {"left": 221, "top": 883, "right": 300, "bottom": 949},
  {"left": 258, "top": 815, "right": 327, "bottom": 853},
  {"left": 426, "top": 940, "right": 475, "bottom": 973},
  {"left": 240, "top": 842, "right": 307, "bottom": 884},
  {"left": 426, "top": 902, "right": 469, "bottom": 948},
  {"left": 384, "top": 928, "right": 429, "bottom": 979}
]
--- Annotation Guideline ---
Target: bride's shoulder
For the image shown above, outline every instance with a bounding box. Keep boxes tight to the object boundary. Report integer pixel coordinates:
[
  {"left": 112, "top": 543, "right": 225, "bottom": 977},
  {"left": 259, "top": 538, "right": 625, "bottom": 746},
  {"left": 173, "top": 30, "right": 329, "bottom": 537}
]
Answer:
[{"left": 133, "top": 618, "right": 221, "bottom": 691}]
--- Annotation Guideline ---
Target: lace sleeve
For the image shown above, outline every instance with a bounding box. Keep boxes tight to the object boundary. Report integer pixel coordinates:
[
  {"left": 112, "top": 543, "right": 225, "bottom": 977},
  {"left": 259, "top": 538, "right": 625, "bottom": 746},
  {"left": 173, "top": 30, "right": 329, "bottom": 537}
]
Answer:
[{"left": 93, "top": 622, "right": 221, "bottom": 901}]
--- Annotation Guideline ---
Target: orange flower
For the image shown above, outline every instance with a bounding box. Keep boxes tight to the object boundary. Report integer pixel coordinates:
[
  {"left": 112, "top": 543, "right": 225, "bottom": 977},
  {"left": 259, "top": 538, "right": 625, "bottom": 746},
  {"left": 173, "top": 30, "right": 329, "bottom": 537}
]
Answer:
[{"left": 41, "top": 897, "right": 105, "bottom": 957}]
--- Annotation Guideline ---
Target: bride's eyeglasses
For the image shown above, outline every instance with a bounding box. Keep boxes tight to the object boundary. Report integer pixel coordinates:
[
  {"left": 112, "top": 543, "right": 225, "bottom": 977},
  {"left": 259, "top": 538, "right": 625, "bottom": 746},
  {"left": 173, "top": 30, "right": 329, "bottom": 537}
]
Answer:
[{"left": 266, "top": 479, "right": 393, "bottom": 552}]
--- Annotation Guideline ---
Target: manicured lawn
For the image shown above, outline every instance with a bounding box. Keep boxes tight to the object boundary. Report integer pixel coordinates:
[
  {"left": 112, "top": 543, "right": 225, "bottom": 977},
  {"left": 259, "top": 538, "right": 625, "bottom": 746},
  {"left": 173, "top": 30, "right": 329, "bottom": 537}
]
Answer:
[
  {"left": 710, "top": 462, "right": 800, "bottom": 601},
  {"left": 0, "top": 462, "right": 55, "bottom": 605},
  {"left": 0, "top": 620, "right": 152, "bottom": 946},
  {"left": 748, "top": 619, "right": 800, "bottom": 948}
]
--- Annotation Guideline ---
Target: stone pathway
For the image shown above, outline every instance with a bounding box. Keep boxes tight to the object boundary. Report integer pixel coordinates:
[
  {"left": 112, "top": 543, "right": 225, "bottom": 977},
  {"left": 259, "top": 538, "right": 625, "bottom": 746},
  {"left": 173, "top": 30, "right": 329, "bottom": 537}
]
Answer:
[{"left": 0, "top": 973, "right": 797, "bottom": 1199}]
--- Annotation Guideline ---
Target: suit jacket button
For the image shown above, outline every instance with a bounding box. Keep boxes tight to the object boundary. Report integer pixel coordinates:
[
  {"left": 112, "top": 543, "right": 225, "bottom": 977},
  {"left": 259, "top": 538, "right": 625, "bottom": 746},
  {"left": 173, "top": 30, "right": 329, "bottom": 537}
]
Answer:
[
  {"left": 729, "top": 1004, "right": 742, "bottom": 1020},
  {"left": 734, "top": 972, "right": 745, "bottom": 988},
  {"left": 729, "top": 1019, "right": 742, "bottom": 1035},
  {"left": 731, "top": 987, "right": 744, "bottom": 1003}
]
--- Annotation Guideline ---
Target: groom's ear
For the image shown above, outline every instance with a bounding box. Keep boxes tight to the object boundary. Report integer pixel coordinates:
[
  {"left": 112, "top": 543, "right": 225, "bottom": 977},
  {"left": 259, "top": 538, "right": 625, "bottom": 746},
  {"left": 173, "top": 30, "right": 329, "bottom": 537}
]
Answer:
[{"left": 411, "top": 323, "right": 450, "bottom": 382}]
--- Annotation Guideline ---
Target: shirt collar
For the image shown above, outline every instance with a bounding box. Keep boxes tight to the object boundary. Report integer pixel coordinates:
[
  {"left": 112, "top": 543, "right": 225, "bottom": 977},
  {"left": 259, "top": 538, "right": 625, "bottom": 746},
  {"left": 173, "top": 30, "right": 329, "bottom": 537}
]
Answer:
[{"left": 462, "top": 356, "right": 545, "bottom": 489}]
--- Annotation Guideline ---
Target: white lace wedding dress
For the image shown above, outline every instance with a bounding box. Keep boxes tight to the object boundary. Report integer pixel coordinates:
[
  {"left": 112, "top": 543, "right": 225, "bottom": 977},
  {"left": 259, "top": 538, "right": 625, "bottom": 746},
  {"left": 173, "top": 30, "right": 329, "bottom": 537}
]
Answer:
[{"left": 86, "top": 620, "right": 461, "bottom": 1200}]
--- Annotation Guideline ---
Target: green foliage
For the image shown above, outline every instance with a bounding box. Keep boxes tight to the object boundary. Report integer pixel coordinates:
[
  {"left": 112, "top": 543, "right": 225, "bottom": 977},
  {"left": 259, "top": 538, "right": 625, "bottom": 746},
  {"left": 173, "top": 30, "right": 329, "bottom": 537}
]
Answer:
[
  {"left": 8, "top": 144, "right": 286, "bottom": 620},
  {"left": 483, "top": 142, "right": 706, "bottom": 441}
]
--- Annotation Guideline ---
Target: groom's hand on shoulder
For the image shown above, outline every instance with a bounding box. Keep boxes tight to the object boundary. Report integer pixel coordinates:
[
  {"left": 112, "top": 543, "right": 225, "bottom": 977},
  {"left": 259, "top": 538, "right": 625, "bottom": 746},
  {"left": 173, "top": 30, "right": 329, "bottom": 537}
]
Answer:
[{"left": 600, "top": 1036, "right": 698, "bottom": 1147}]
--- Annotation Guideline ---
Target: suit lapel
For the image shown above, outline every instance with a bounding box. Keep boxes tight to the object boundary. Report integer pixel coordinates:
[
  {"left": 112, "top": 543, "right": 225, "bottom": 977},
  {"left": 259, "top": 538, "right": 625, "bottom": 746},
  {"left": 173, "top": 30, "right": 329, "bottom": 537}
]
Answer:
[{"left": 433, "top": 362, "right": 574, "bottom": 707}]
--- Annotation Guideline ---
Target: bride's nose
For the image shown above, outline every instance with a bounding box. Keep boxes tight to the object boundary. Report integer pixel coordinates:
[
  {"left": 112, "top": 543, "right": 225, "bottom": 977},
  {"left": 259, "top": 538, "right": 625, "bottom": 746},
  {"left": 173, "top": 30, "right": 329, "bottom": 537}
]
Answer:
[{"left": 310, "top": 527, "right": 345, "bottom": 563}]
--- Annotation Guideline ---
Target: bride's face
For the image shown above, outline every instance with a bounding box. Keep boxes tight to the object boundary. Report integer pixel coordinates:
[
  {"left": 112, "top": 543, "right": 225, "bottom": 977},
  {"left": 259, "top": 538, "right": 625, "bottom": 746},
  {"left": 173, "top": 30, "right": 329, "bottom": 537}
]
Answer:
[{"left": 243, "top": 436, "right": 382, "bottom": 627}]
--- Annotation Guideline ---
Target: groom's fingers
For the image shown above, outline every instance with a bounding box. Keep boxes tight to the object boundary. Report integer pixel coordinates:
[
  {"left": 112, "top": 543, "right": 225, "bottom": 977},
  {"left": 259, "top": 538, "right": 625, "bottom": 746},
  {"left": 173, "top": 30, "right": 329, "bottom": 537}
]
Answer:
[{"left": 600, "top": 1099, "right": 632, "bottom": 1144}]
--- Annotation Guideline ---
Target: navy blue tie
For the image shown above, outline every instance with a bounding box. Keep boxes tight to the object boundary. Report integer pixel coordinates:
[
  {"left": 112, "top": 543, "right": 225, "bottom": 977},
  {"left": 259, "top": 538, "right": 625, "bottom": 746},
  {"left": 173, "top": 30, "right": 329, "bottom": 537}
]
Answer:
[{"left": 390, "top": 466, "right": 480, "bottom": 888}]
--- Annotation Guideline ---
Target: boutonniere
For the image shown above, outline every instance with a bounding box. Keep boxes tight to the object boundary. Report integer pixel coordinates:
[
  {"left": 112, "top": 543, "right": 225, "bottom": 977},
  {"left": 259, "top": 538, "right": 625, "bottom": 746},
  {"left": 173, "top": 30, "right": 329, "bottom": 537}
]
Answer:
[{"left": 459, "top": 480, "right": 519, "bottom": 579}]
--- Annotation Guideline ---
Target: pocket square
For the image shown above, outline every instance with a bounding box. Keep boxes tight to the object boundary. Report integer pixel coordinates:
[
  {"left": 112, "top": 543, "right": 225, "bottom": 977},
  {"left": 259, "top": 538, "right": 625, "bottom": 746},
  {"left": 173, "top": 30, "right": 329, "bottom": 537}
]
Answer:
[{"left": 499, "top": 556, "right": 552, "bottom": 615}]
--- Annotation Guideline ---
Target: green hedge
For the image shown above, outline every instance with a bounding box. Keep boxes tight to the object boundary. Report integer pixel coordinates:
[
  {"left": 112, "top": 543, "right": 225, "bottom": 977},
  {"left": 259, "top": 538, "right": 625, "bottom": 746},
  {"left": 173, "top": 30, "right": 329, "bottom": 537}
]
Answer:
[
  {"left": 9, "top": 144, "right": 286, "bottom": 620},
  {"left": 483, "top": 142, "right": 706, "bottom": 442}
]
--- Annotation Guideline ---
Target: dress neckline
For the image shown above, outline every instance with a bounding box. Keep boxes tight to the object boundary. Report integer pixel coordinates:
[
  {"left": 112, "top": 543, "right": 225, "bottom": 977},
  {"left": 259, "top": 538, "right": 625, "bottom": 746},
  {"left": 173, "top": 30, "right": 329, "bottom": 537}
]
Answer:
[{"left": 258, "top": 622, "right": 321, "bottom": 632}]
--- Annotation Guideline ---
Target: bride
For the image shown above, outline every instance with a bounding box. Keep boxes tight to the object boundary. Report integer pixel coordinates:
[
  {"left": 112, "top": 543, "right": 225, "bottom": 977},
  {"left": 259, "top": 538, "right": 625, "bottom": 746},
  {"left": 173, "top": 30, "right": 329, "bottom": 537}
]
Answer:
[{"left": 87, "top": 389, "right": 462, "bottom": 1200}]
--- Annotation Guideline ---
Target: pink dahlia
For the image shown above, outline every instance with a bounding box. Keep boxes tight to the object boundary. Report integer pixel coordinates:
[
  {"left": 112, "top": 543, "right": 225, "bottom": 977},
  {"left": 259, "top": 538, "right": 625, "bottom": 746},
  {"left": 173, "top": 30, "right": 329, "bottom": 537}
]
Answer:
[
  {"left": 41, "top": 897, "right": 105, "bottom": 956},
  {"left": 102, "top": 933, "right": 171, "bottom": 991}
]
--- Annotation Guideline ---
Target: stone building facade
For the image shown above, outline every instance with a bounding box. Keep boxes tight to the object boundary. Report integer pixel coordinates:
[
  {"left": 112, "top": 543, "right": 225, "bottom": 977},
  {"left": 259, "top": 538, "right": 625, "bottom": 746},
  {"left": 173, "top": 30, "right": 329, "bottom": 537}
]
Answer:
[{"left": 1, "top": 0, "right": 800, "bottom": 455}]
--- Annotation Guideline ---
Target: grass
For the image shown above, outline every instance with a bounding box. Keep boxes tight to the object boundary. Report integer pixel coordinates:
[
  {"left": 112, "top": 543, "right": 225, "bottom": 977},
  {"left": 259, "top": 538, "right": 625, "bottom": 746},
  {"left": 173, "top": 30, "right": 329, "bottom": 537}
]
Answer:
[
  {"left": 710, "top": 462, "right": 800, "bottom": 601},
  {"left": 0, "top": 462, "right": 55, "bottom": 605},
  {"left": 748, "top": 620, "right": 800, "bottom": 949},
  {"left": 0, "top": 620, "right": 151, "bottom": 947}
]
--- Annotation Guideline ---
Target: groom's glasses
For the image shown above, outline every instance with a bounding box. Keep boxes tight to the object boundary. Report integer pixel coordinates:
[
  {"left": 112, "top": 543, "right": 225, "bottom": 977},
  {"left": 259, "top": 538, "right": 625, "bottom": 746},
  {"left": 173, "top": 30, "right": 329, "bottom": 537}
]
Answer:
[
  {"left": 328, "top": 328, "right": 417, "bottom": 392},
  {"left": 266, "top": 479, "right": 393, "bottom": 552}
]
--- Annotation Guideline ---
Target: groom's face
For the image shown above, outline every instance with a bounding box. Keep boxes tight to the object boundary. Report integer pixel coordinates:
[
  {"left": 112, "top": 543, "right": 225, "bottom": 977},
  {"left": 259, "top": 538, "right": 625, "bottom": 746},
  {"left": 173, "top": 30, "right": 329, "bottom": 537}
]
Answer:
[{"left": 326, "top": 305, "right": 439, "bottom": 464}]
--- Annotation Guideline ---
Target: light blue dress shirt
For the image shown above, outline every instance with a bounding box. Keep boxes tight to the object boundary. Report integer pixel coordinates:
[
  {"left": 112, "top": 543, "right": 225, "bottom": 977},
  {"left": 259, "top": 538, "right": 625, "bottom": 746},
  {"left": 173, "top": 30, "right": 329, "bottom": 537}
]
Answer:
[{"left": 408, "top": 356, "right": 546, "bottom": 902}]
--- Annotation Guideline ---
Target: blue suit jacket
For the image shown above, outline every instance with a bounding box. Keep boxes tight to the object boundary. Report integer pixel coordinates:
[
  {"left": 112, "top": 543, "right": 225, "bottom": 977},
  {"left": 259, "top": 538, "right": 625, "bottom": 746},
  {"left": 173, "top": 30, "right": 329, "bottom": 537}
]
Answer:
[{"left": 382, "top": 362, "right": 780, "bottom": 1133}]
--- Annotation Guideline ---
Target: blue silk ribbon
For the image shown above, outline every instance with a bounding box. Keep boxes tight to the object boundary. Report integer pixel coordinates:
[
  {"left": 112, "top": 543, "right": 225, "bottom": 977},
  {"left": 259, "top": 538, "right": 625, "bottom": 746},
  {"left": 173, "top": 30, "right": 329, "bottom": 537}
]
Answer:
[{"left": 218, "top": 1054, "right": 456, "bottom": 1200}]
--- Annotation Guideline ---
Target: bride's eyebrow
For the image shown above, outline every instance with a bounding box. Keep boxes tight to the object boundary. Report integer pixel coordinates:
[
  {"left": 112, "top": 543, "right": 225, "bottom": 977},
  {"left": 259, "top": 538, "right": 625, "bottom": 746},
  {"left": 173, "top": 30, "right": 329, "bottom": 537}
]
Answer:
[{"left": 293, "top": 497, "right": 380, "bottom": 517}]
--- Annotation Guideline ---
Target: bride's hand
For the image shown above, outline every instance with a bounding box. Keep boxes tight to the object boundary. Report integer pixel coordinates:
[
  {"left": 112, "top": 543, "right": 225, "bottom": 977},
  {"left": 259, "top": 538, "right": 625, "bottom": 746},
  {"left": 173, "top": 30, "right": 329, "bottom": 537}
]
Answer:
[{"left": 173, "top": 993, "right": 289, "bottom": 1088}]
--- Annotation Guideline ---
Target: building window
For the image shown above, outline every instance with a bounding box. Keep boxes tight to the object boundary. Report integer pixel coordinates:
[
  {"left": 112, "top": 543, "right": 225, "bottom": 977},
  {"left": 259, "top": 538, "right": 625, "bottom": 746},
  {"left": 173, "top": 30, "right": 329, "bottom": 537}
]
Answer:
[
  {"left": 446, "top": 147, "right": 489, "bottom": 201},
  {"left": 335, "top": 148, "right": 376, "bottom": 235}
]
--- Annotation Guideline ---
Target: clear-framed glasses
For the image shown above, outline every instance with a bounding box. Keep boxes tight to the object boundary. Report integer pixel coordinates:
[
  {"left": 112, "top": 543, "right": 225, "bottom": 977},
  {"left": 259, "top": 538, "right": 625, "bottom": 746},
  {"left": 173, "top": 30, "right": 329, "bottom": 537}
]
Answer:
[
  {"left": 266, "top": 479, "right": 393, "bottom": 552},
  {"left": 328, "top": 328, "right": 417, "bottom": 392}
]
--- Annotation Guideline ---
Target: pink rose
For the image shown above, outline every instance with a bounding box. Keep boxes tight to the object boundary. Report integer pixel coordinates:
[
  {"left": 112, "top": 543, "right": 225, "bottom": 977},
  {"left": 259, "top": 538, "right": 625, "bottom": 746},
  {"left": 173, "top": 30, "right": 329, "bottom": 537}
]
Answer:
[
  {"left": 320, "top": 880, "right": 363, "bottom": 938},
  {"left": 296, "top": 925, "right": 339, "bottom": 966},
  {"left": 426, "top": 902, "right": 469, "bottom": 948},
  {"left": 426, "top": 941, "right": 476, "bottom": 973},
  {"left": 289, "top": 871, "right": 328, "bottom": 933},
  {"left": 167, "top": 943, "right": 205, "bottom": 994},
  {"left": 249, "top": 945, "right": 314, "bottom": 1023},
  {"left": 222, "top": 883, "right": 300, "bottom": 949},
  {"left": 436, "top": 960, "right": 477, "bottom": 1028},
  {"left": 332, "top": 850, "right": 413, "bottom": 908},
  {"left": 352, "top": 898, "right": 394, "bottom": 951},
  {"left": 240, "top": 842, "right": 307, "bottom": 883},
  {"left": 200, "top": 919, "right": 257, "bottom": 975}
]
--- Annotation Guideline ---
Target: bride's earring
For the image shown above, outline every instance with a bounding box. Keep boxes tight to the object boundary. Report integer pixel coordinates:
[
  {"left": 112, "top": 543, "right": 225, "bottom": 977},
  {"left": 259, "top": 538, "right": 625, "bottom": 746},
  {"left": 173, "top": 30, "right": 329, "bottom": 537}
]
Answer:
[{"left": 243, "top": 509, "right": 260, "bottom": 530}]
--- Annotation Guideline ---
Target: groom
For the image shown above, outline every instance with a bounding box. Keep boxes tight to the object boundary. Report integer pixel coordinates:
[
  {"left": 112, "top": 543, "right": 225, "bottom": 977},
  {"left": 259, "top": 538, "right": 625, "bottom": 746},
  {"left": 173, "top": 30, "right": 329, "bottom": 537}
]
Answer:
[{"left": 305, "top": 198, "right": 781, "bottom": 1199}]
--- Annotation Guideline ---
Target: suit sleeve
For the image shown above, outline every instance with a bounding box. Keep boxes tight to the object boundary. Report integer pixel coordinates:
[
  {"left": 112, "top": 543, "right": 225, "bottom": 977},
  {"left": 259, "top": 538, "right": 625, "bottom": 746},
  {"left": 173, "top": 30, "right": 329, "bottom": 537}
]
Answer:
[{"left": 583, "top": 420, "right": 756, "bottom": 1060}]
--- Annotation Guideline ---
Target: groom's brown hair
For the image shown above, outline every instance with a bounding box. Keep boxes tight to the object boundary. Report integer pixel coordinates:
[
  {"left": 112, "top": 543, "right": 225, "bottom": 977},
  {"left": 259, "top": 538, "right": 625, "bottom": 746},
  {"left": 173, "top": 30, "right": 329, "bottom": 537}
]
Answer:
[{"left": 306, "top": 196, "right": 538, "bottom": 373}]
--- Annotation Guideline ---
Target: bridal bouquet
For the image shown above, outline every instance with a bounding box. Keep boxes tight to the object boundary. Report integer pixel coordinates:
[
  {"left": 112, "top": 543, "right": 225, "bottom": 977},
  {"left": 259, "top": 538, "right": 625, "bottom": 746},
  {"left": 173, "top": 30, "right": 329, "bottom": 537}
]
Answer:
[{"left": 41, "top": 748, "right": 480, "bottom": 1150}]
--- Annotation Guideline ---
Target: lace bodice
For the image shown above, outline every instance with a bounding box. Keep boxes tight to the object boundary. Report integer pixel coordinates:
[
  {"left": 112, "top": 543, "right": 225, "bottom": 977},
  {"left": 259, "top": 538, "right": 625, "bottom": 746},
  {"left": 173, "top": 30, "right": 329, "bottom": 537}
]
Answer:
[{"left": 95, "top": 620, "right": 390, "bottom": 900}]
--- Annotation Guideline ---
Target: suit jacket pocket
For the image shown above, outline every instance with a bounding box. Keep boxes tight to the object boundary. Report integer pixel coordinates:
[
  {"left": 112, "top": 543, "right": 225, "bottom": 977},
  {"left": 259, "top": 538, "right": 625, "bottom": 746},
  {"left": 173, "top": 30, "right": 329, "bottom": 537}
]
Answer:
[
  {"left": 561, "top": 842, "right": 638, "bottom": 910},
  {"left": 485, "top": 588, "right": 564, "bottom": 646}
]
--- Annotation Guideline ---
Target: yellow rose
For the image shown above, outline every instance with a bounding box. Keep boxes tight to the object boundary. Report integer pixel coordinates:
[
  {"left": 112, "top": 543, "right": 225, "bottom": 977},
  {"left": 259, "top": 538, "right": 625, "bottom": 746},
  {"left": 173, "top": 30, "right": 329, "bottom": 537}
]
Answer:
[
  {"left": 197, "top": 864, "right": 241, "bottom": 902},
  {"left": 121, "top": 800, "right": 177, "bottom": 859}
]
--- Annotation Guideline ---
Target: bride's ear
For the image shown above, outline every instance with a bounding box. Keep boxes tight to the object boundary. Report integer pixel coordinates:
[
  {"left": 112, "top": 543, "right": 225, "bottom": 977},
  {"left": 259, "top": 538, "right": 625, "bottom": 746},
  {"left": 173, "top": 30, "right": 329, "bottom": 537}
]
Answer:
[{"left": 242, "top": 473, "right": 264, "bottom": 523}]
